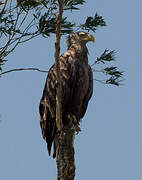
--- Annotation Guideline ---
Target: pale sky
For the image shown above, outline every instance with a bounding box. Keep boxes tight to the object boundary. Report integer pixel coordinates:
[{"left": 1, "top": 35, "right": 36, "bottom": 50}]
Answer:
[{"left": 0, "top": 0, "right": 142, "bottom": 180}]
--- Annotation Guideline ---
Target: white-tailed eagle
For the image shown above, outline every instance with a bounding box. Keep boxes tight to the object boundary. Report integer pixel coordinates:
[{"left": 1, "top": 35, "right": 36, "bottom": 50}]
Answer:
[{"left": 39, "top": 32, "right": 94, "bottom": 157}]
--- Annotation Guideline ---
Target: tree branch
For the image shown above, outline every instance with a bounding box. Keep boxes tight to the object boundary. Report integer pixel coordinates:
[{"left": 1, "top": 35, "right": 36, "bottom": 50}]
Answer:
[
  {"left": 1, "top": 0, "right": 8, "bottom": 14},
  {"left": 0, "top": 67, "right": 48, "bottom": 76}
]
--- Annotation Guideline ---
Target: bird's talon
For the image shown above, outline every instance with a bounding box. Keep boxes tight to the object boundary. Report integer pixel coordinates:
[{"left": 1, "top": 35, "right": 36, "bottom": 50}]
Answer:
[
  {"left": 74, "top": 125, "right": 81, "bottom": 134},
  {"left": 67, "top": 114, "right": 77, "bottom": 123},
  {"left": 72, "top": 115, "right": 78, "bottom": 123}
]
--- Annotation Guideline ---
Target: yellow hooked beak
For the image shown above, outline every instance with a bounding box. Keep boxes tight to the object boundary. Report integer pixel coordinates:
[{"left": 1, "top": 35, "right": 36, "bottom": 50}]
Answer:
[
  {"left": 87, "top": 34, "right": 95, "bottom": 42},
  {"left": 83, "top": 34, "right": 95, "bottom": 43}
]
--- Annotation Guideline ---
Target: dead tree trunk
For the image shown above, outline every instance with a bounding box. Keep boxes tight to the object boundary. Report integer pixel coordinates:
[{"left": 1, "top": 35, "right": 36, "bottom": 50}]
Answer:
[
  {"left": 54, "top": 0, "right": 75, "bottom": 179},
  {"left": 54, "top": 0, "right": 63, "bottom": 132},
  {"left": 56, "top": 123, "right": 75, "bottom": 180}
]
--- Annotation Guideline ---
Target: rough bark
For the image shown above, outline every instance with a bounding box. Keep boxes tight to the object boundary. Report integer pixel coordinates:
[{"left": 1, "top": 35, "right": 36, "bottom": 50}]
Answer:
[{"left": 56, "top": 121, "right": 75, "bottom": 180}]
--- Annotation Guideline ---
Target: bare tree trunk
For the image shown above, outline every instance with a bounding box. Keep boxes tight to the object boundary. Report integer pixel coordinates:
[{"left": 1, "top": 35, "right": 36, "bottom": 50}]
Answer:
[
  {"left": 56, "top": 121, "right": 75, "bottom": 180},
  {"left": 54, "top": 0, "right": 75, "bottom": 179},
  {"left": 54, "top": 0, "right": 63, "bottom": 132}
]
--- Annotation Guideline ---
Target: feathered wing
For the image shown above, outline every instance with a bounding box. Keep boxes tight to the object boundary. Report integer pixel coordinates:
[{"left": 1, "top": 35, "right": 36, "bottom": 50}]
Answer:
[
  {"left": 80, "top": 65, "right": 93, "bottom": 118},
  {"left": 65, "top": 60, "right": 93, "bottom": 121},
  {"left": 39, "top": 65, "right": 56, "bottom": 155},
  {"left": 39, "top": 51, "right": 76, "bottom": 156}
]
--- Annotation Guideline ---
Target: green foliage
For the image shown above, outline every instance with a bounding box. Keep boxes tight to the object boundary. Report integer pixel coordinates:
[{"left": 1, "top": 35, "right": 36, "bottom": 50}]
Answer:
[
  {"left": 92, "top": 50, "right": 123, "bottom": 86},
  {"left": 39, "top": 14, "right": 74, "bottom": 36},
  {"left": 104, "top": 67, "right": 123, "bottom": 86},
  {"left": 17, "top": 0, "right": 44, "bottom": 10},
  {"left": 0, "top": 0, "right": 124, "bottom": 86},
  {"left": 17, "top": 0, "right": 85, "bottom": 11},
  {"left": 0, "top": 13, "right": 15, "bottom": 38},
  {"left": 63, "top": 0, "right": 85, "bottom": 10},
  {"left": 79, "top": 13, "right": 106, "bottom": 32},
  {"left": 0, "top": 1, "right": 41, "bottom": 70},
  {"left": 106, "top": 76, "right": 122, "bottom": 86},
  {"left": 104, "top": 67, "right": 123, "bottom": 77},
  {"left": 0, "top": 0, "right": 107, "bottom": 41},
  {"left": 95, "top": 49, "right": 115, "bottom": 64}
]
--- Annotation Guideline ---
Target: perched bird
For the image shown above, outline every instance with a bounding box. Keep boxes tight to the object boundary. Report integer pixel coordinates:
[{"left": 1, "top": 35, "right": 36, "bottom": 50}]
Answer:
[{"left": 39, "top": 32, "right": 94, "bottom": 157}]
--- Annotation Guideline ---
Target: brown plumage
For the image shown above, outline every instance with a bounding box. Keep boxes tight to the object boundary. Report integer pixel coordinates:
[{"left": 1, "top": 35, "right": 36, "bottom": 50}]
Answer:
[{"left": 39, "top": 32, "right": 94, "bottom": 156}]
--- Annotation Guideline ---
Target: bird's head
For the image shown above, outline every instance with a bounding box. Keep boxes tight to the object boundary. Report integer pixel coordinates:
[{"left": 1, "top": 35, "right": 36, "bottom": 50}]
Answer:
[{"left": 66, "top": 32, "right": 95, "bottom": 48}]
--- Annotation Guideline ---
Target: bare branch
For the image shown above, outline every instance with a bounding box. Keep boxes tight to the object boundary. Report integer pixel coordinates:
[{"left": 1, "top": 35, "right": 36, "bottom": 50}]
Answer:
[
  {"left": 1, "top": 9, "right": 23, "bottom": 55},
  {"left": 0, "top": 67, "right": 48, "bottom": 76},
  {"left": 1, "top": 0, "right": 8, "bottom": 14},
  {"left": 93, "top": 78, "right": 106, "bottom": 84},
  {"left": 0, "top": 5, "right": 40, "bottom": 67}
]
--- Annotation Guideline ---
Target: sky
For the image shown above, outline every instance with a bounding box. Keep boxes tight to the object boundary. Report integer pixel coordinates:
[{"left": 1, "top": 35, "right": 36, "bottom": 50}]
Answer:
[{"left": 0, "top": 0, "right": 142, "bottom": 180}]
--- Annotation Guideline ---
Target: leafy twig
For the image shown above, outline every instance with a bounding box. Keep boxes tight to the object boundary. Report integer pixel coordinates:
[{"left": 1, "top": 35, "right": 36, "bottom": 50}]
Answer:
[
  {"left": 78, "top": 13, "right": 106, "bottom": 32},
  {"left": 95, "top": 49, "right": 116, "bottom": 64},
  {"left": 91, "top": 49, "right": 124, "bottom": 86}
]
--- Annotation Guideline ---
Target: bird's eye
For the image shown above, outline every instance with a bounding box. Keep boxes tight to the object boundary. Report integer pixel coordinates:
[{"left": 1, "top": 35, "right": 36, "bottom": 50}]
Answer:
[{"left": 79, "top": 33, "right": 85, "bottom": 36}]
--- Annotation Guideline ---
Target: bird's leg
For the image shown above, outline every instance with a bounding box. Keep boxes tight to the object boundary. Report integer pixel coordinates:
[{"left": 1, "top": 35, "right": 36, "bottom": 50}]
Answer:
[
  {"left": 72, "top": 115, "right": 81, "bottom": 134},
  {"left": 66, "top": 114, "right": 81, "bottom": 134}
]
